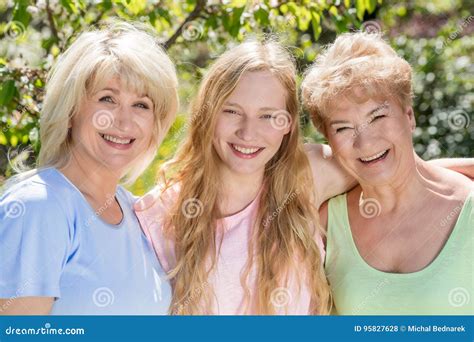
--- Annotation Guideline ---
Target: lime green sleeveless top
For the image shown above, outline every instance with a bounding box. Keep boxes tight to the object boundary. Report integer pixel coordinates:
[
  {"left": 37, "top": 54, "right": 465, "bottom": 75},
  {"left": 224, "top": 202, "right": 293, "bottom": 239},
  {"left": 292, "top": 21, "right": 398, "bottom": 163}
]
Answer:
[{"left": 325, "top": 192, "right": 473, "bottom": 315}]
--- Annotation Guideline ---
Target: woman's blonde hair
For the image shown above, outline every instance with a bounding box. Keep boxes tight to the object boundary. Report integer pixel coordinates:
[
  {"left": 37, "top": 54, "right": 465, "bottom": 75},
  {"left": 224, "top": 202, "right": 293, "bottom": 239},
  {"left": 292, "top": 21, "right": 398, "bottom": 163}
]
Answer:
[
  {"left": 161, "top": 39, "right": 331, "bottom": 315},
  {"left": 36, "top": 19, "right": 179, "bottom": 183},
  {"left": 301, "top": 32, "right": 413, "bottom": 135}
]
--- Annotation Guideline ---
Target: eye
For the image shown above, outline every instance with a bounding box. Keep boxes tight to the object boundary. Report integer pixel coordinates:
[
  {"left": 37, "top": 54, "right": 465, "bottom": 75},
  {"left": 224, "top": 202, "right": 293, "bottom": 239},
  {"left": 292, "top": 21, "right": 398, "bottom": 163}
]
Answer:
[
  {"left": 370, "top": 114, "right": 386, "bottom": 123},
  {"left": 335, "top": 126, "right": 352, "bottom": 133},
  {"left": 223, "top": 109, "right": 239, "bottom": 115},
  {"left": 99, "top": 96, "right": 114, "bottom": 103},
  {"left": 261, "top": 114, "right": 273, "bottom": 119},
  {"left": 134, "top": 102, "right": 150, "bottom": 110}
]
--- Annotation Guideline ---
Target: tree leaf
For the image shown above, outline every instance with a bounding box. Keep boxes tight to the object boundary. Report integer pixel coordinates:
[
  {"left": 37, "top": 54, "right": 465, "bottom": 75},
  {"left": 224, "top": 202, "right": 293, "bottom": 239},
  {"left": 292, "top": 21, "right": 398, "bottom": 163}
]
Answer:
[
  {"left": 12, "top": 0, "right": 31, "bottom": 27},
  {"left": 0, "top": 80, "right": 17, "bottom": 107},
  {"left": 310, "top": 10, "right": 322, "bottom": 41},
  {"left": 254, "top": 7, "right": 270, "bottom": 26},
  {"left": 365, "top": 0, "right": 377, "bottom": 13},
  {"left": 356, "top": 0, "right": 366, "bottom": 21}
]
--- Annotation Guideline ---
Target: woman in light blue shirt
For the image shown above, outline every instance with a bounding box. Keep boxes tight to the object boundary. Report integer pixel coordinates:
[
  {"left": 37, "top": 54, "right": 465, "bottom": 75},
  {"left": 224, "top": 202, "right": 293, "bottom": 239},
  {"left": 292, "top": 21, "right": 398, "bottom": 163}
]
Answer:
[{"left": 0, "top": 20, "right": 179, "bottom": 315}]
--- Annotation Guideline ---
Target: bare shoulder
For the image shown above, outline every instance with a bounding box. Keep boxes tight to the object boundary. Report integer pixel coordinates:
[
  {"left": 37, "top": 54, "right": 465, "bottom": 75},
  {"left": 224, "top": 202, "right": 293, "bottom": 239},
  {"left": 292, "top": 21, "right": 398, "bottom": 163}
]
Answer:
[
  {"left": 304, "top": 143, "right": 333, "bottom": 168},
  {"left": 303, "top": 143, "right": 336, "bottom": 186},
  {"left": 430, "top": 164, "right": 474, "bottom": 199}
]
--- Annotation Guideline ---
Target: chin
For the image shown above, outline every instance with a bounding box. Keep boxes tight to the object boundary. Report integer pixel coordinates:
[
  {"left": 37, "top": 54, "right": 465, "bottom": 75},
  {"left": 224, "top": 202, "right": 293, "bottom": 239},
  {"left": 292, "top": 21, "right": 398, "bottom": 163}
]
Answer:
[
  {"left": 100, "top": 157, "right": 133, "bottom": 171},
  {"left": 227, "top": 163, "right": 264, "bottom": 176}
]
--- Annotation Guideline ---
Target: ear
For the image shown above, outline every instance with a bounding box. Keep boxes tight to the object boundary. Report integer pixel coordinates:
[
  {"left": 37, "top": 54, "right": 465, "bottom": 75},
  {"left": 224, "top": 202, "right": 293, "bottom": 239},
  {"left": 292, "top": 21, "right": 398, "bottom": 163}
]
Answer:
[{"left": 405, "top": 106, "right": 416, "bottom": 132}]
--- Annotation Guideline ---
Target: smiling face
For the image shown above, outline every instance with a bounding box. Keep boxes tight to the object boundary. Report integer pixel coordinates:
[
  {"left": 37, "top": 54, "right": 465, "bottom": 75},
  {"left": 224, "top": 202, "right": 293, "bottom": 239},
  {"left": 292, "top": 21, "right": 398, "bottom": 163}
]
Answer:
[
  {"left": 212, "top": 70, "right": 292, "bottom": 178},
  {"left": 325, "top": 96, "right": 416, "bottom": 186},
  {"left": 69, "top": 77, "right": 155, "bottom": 175}
]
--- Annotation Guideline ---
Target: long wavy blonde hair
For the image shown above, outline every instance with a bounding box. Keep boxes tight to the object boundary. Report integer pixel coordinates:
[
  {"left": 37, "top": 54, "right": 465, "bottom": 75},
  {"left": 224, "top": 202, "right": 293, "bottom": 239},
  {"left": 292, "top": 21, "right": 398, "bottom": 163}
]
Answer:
[{"left": 161, "top": 39, "right": 331, "bottom": 315}]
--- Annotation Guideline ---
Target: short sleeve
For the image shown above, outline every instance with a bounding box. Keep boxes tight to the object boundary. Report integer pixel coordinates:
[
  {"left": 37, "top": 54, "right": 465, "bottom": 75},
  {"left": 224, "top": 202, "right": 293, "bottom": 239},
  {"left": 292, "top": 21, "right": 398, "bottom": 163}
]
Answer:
[
  {"left": 0, "top": 184, "right": 72, "bottom": 299},
  {"left": 135, "top": 185, "right": 179, "bottom": 273}
]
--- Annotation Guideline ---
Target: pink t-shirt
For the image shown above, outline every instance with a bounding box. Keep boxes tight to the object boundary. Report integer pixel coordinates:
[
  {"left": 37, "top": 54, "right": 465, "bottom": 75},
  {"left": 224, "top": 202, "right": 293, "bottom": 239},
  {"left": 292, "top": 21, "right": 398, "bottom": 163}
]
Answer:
[{"left": 135, "top": 184, "right": 325, "bottom": 315}]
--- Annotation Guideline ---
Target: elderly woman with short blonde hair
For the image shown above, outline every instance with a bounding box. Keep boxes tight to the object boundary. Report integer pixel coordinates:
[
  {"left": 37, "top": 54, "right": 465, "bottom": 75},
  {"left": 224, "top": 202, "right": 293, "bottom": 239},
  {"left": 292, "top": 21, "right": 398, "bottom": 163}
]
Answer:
[{"left": 302, "top": 32, "right": 473, "bottom": 315}]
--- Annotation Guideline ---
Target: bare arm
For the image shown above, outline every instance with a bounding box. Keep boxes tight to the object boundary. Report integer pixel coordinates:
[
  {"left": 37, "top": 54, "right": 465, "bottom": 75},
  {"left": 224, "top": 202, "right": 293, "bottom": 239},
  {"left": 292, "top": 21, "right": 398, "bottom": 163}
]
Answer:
[
  {"left": 0, "top": 297, "right": 53, "bottom": 315},
  {"left": 305, "top": 144, "right": 474, "bottom": 208},
  {"left": 304, "top": 143, "right": 356, "bottom": 208},
  {"left": 428, "top": 158, "right": 474, "bottom": 180}
]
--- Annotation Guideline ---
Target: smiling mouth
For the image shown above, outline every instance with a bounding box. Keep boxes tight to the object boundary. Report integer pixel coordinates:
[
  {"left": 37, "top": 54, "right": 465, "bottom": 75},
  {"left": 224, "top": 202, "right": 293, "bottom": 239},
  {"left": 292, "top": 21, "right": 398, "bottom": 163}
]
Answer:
[
  {"left": 229, "top": 143, "right": 265, "bottom": 158},
  {"left": 99, "top": 133, "right": 136, "bottom": 145},
  {"left": 358, "top": 149, "right": 390, "bottom": 164}
]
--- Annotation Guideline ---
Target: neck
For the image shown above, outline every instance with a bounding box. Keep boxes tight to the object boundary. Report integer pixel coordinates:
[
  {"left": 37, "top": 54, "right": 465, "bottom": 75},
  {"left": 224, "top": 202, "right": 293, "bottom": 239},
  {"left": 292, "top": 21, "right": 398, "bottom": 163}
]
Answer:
[
  {"left": 59, "top": 152, "right": 120, "bottom": 202},
  {"left": 359, "top": 154, "right": 440, "bottom": 214},
  {"left": 217, "top": 165, "right": 264, "bottom": 216}
]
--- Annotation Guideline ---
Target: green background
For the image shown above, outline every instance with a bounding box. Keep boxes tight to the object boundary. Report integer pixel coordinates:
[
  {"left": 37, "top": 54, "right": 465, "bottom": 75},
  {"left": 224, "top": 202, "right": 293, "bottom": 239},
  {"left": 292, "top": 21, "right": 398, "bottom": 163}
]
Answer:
[{"left": 0, "top": 0, "right": 472, "bottom": 195}]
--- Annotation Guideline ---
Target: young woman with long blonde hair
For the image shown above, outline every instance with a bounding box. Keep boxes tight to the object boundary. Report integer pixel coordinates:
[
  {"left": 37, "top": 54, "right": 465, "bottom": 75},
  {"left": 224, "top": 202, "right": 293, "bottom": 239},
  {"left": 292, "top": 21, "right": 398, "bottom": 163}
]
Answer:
[
  {"left": 136, "top": 40, "right": 336, "bottom": 315},
  {"left": 134, "top": 37, "right": 474, "bottom": 316}
]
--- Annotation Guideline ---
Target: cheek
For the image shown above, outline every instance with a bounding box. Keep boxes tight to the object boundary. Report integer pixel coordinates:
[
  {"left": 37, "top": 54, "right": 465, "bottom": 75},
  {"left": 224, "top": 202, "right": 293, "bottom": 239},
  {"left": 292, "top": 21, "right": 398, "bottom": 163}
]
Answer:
[
  {"left": 71, "top": 113, "right": 94, "bottom": 140},
  {"left": 214, "top": 118, "right": 237, "bottom": 142},
  {"left": 135, "top": 115, "right": 155, "bottom": 145},
  {"left": 329, "top": 135, "right": 352, "bottom": 156},
  {"left": 381, "top": 119, "right": 411, "bottom": 144},
  {"left": 264, "top": 130, "right": 287, "bottom": 150}
]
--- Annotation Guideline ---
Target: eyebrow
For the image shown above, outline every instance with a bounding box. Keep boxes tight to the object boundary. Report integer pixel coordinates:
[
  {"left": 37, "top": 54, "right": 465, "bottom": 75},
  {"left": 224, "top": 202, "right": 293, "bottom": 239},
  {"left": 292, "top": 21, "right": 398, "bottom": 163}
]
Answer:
[
  {"left": 99, "top": 88, "right": 152, "bottom": 100},
  {"left": 329, "top": 103, "right": 389, "bottom": 126},
  {"left": 223, "top": 102, "right": 280, "bottom": 111}
]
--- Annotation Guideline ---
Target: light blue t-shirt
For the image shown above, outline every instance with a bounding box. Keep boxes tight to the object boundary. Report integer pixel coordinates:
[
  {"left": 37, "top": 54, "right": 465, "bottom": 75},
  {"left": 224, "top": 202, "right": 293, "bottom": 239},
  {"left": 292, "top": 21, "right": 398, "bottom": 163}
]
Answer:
[{"left": 0, "top": 168, "right": 171, "bottom": 315}]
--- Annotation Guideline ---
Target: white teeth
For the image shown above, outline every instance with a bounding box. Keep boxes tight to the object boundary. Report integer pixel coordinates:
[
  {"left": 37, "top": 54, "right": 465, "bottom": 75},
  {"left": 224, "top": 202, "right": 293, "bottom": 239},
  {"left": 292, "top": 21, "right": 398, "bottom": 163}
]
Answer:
[
  {"left": 101, "top": 134, "right": 132, "bottom": 145},
  {"left": 360, "top": 150, "right": 388, "bottom": 162},
  {"left": 232, "top": 144, "right": 260, "bottom": 155}
]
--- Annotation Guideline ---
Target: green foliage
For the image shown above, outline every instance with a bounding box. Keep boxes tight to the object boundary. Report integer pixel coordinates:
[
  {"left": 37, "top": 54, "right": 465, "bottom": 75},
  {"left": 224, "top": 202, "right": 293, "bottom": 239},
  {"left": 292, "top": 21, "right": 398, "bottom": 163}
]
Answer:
[{"left": 0, "top": 0, "right": 471, "bottom": 194}]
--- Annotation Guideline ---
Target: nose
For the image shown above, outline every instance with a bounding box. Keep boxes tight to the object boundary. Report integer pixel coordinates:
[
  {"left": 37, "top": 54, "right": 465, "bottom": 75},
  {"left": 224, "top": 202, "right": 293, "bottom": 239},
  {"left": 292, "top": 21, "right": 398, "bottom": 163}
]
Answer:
[
  {"left": 113, "top": 104, "right": 134, "bottom": 133},
  {"left": 352, "top": 123, "right": 377, "bottom": 150},
  {"left": 235, "top": 117, "right": 257, "bottom": 142}
]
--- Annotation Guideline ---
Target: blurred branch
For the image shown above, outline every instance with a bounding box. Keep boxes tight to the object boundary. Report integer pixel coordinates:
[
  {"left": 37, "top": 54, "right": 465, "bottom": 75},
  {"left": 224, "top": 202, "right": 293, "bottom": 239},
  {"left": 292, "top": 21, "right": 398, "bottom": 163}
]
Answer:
[
  {"left": 164, "top": 0, "right": 207, "bottom": 49},
  {"left": 61, "top": 7, "right": 106, "bottom": 51},
  {"left": 45, "top": 0, "right": 59, "bottom": 42}
]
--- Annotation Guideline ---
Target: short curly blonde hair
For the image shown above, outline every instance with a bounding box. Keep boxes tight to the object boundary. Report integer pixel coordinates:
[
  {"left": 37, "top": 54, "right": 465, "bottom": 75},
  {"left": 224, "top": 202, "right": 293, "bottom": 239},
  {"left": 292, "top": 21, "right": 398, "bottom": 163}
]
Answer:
[{"left": 301, "top": 32, "right": 413, "bottom": 136}]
